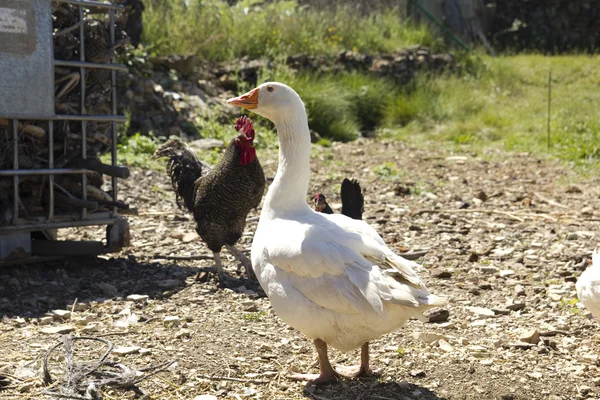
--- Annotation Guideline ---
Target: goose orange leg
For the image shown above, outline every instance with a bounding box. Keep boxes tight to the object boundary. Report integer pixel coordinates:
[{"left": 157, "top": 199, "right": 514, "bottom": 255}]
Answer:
[
  {"left": 289, "top": 339, "right": 340, "bottom": 384},
  {"left": 335, "top": 342, "right": 374, "bottom": 378}
]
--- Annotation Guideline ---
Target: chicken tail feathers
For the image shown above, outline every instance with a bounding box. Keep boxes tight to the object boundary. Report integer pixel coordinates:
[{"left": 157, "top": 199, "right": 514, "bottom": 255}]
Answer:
[
  {"left": 341, "top": 178, "right": 364, "bottom": 220},
  {"left": 153, "top": 140, "right": 209, "bottom": 213}
]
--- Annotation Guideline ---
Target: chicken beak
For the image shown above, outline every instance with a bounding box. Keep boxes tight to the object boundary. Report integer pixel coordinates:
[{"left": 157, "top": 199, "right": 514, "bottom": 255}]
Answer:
[{"left": 227, "top": 88, "right": 259, "bottom": 110}]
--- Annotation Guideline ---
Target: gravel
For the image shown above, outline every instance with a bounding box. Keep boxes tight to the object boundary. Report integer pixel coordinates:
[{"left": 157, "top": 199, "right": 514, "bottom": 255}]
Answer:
[{"left": 0, "top": 138, "right": 598, "bottom": 399}]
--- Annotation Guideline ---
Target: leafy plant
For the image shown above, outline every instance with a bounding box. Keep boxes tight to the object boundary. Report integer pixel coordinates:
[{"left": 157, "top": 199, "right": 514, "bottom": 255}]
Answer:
[{"left": 374, "top": 161, "right": 399, "bottom": 177}]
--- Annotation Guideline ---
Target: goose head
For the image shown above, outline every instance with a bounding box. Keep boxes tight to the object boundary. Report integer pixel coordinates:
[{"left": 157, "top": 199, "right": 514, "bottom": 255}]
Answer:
[{"left": 227, "top": 82, "right": 305, "bottom": 124}]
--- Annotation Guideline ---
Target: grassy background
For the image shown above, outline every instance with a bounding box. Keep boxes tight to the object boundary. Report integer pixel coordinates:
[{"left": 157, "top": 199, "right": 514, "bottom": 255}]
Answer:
[
  {"left": 132, "top": 0, "right": 600, "bottom": 173},
  {"left": 143, "top": 0, "right": 439, "bottom": 61}
]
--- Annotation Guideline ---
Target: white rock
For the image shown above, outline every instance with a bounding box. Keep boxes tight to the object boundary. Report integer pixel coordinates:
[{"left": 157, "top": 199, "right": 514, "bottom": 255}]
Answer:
[
  {"left": 194, "top": 396, "right": 218, "bottom": 400},
  {"left": 466, "top": 306, "right": 495, "bottom": 318},
  {"left": 41, "top": 325, "right": 75, "bottom": 334},
  {"left": 113, "top": 346, "right": 141, "bottom": 355},
  {"left": 413, "top": 332, "right": 448, "bottom": 344},
  {"left": 52, "top": 309, "right": 71, "bottom": 320},
  {"left": 438, "top": 339, "right": 454, "bottom": 353},
  {"left": 39, "top": 316, "right": 53, "bottom": 325},
  {"left": 175, "top": 328, "right": 192, "bottom": 339},
  {"left": 164, "top": 316, "right": 180, "bottom": 326},
  {"left": 82, "top": 324, "right": 99, "bottom": 333},
  {"left": 127, "top": 294, "right": 149, "bottom": 303}
]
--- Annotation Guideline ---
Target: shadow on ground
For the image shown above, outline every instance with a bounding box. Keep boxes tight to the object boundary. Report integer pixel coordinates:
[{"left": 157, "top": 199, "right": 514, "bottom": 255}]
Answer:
[
  {"left": 0, "top": 255, "right": 260, "bottom": 318},
  {"left": 303, "top": 379, "right": 448, "bottom": 400}
]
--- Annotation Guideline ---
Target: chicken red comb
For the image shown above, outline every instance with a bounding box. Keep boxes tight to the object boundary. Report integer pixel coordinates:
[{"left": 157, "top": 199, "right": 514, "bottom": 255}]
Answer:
[{"left": 235, "top": 116, "right": 255, "bottom": 139}]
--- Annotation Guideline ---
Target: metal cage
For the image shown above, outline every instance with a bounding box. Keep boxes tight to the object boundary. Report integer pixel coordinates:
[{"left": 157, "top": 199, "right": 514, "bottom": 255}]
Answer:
[{"left": 0, "top": 0, "right": 130, "bottom": 263}]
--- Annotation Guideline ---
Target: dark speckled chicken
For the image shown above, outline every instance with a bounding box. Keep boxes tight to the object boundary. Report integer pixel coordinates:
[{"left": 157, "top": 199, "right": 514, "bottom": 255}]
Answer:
[{"left": 153, "top": 117, "right": 265, "bottom": 283}]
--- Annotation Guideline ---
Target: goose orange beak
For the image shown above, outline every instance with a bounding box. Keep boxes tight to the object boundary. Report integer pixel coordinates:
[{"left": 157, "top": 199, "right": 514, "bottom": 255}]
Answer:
[{"left": 227, "top": 88, "right": 259, "bottom": 110}]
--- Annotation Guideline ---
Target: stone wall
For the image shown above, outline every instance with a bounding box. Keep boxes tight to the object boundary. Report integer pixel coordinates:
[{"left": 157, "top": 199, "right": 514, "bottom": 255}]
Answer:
[{"left": 118, "top": 47, "right": 454, "bottom": 139}]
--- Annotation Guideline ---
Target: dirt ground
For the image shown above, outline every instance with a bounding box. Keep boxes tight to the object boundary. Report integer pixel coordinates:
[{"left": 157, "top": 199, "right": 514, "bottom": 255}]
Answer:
[{"left": 1, "top": 138, "right": 599, "bottom": 400}]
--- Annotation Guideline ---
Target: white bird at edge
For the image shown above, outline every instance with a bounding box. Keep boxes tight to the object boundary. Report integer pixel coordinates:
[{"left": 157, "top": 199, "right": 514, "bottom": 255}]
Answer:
[
  {"left": 576, "top": 250, "right": 600, "bottom": 319},
  {"left": 227, "top": 82, "right": 447, "bottom": 384}
]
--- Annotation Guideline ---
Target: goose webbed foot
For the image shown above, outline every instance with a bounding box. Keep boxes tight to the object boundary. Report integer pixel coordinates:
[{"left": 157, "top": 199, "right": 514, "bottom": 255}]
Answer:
[
  {"left": 335, "top": 342, "right": 374, "bottom": 378},
  {"left": 288, "top": 338, "right": 340, "bottom": 385}
]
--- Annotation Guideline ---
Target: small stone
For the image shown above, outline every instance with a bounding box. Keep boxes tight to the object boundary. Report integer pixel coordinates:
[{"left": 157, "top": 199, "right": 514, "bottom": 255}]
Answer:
[
  {"left": 242, "top": 300, "right": 258, "bottom": 312},
  {"left": 182, "top": 232, "right": 197, "bottom": 243},
  {"left": 499, "top": 269, "right": 515, "bottom": 278},
  {"left": 39, "top": 316, "right": 53, "bottom": 325},
  {"left": 127, "top": 294, "right": 149, "bottom": 303},
  {"left": 510, "top": 342, "right": 536, "bottom": 350},
  {"left": 194, "top": 396, "right": 218, "bottom": 400},
  {"left": 13, "top": 317, "right": 26, "bottom": 327},
  {"left": 492, "top": 247, "right": 514, "bottom": 258},
  {"left": 466, "top": 306, "right": 495, "bottom": 318},
  {"left": 41, "top": 325, "right": 75, "bottom": 335},
  {"left": 163, "top": 316, "right": 180, "bottom": 326},
  {"left": 82, "top": 324, "right": 99, "bottom": 333},
  {"left": 567, "top": 232, "right": 579, "bottom": 241},
  {"left": 414, "top": 332, "right": 448, "bottom": 344},
  {"left": 506, "top": 303, "right": 526, "bottom": 311},
  {"left": 176, "top": 328, "right": 193, "bottom": 339},
  {"left": 52, "top": 309, "right": 71, "bottom": 320},
  {"left": 431, "top": 269, "right": 452, "bottom": 279},
  {"left": 428, "top": 309, "right": 450, "bottom": 323},
  {"left": 520, "top": 329, "right": 540, "bottom": 344},
  {"left": 475, "top": 190, "right": 488, "bottom": 202},
  {"left": 410, "top": 369, "right": 425, "bottom": 378},
  {"left": 515, "top": 285, "right": 526, "bottom": 296},
  {"left": 438, "top": 339, "right": 454, "bottom": 352},
  {"left": 113, "top": 346, "right": 141, "bottom": 355},
  {"left": 479, "top": 266, "right": 499, "bottom": 274},
  {"left": 579, "top": 385, "right": 592, "bottom": 395}
]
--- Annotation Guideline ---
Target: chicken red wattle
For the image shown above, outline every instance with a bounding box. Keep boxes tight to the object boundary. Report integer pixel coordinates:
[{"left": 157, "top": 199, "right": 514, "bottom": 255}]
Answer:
[{"left": 235, "top": 116, "right": 257, "bottom": 166}]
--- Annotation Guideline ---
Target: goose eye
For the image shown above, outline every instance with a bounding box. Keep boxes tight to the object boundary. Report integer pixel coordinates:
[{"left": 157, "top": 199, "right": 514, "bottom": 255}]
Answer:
[{"left": 266, "top": 86, "right": 274, "bottom": 92}]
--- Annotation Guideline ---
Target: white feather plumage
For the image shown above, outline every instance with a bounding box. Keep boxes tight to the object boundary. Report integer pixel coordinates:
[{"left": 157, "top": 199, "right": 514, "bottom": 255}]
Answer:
[
  {"left": 244, "top": 82, "right": 446, "bottom": 353},
  {"left": 576, "top": 250, "right": 600, "bottom": 319}
]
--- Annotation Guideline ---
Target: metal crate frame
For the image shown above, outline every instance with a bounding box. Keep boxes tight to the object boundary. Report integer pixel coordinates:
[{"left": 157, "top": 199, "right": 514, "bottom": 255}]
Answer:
[{"left": 0, "top": 0, "right": 130, "bottom": 261}]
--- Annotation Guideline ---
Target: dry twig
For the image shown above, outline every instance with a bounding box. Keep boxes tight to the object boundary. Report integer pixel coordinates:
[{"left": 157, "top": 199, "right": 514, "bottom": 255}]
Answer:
[
  {"left": 197, "top": 374, "right": 270, "bottom": 384},
  {"left": 42, "top": 335, "right": 176, "bottom": 399}
]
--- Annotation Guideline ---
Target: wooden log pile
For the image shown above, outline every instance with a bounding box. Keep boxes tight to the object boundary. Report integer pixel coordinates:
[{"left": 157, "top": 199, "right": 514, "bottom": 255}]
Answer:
[
  {"left": 487, "top": 0, "right": 600, "bottom": 52},
  {"left": 0, "top": 1, "right": 144, "bottom": 225}
]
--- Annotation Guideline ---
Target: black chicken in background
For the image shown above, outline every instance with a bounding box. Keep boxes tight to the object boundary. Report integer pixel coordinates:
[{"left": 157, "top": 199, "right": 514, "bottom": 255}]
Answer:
[
  {"left": 313, "top": 178, "right": 364, "bottom": 220},
  {"left": 314, "top": 178, "right": 428, "bottom": 261},
  {"left": 153, "top": 116, "right": 266, "bottom": 284}
]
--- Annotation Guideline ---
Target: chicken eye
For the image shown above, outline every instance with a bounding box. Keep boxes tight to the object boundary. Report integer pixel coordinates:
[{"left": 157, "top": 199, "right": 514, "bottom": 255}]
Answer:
[{"left": 266, "top": 86, "right": 274, "bottom": 92}]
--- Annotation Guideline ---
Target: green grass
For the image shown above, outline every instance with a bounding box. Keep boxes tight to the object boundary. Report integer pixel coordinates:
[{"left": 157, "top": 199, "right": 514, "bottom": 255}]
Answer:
[
  {"left": 117, "top": 54, "right": 600, "bottom": 174},
  {"left": 101, "top": 133, "right": 163, "bottom": 170},
  {"left": 381, "top": 54, "right": 600, "bottom": 173},
  {"left": 142, "top": 0, "right": 441, "bottom": 61}
]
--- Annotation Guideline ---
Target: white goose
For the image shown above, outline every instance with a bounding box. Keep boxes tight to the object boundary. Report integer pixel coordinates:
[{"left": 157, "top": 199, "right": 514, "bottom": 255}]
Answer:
[
  {"left": 227, "top": 82, "right": 446, "bottom": 384},
  {"left": 576, "top": 250, "right": 600, "bottom": 319}
]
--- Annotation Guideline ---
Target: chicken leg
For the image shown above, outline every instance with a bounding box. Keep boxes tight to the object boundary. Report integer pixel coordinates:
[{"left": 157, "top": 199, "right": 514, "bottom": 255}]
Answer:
[
  {"left": 225, "top": 244, "right": 255, "bottom": 279},
  {"left": 196, "top": 251, "right": 224, "bottom": 283}
]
